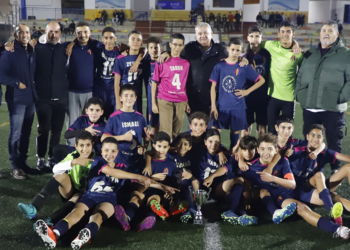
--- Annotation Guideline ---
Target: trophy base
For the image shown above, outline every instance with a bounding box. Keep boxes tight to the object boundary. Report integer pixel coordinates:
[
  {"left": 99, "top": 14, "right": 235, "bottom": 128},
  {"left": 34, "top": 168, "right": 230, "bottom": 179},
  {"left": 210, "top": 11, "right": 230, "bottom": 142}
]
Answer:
[{"left": 193, "top": 219, "right": 204, "bottom": 225}]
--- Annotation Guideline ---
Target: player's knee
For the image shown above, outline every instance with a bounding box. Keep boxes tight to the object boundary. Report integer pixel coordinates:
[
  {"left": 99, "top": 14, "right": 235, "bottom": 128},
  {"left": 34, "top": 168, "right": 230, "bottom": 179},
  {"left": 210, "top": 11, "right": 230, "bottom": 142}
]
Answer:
[
  {"left": 53, "top": 173, "right": 68, "bottom": 184},
  {"left": 91, "top": 209, "right": 108, "bottom": 223},
  {"left": 314, "top": 172, "right": 325, "bottom": 181},
  {"left": 296, "top": 202, "right": 308, "bottom": 215},
  {"left": 132, "top": 190, "right": 145, "bottom": 201},
  {"left": 260, "top": 189, "right": 270, "bottom": 199}
]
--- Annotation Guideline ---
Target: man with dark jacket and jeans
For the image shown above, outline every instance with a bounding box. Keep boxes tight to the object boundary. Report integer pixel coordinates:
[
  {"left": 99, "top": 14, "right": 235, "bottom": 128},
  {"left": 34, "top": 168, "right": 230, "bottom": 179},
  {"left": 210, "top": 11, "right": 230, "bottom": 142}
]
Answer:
[
  {"left": 0, "top": 24, "right": 38, "bottom": 179},
  {"left": 295, "top": 21, "right": 350, "bottom": 173},
  {"left": 35, "top": 21, "right": 69, "bottom": 171}
]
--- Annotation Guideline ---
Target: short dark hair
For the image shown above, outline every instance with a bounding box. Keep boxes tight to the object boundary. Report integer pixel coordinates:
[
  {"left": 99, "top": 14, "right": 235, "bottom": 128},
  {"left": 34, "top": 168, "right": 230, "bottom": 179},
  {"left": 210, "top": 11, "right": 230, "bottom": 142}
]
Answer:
[
  {"left": 102, "top": 26, "right": 116, "bottom": 36},
  {"left": 308, "top": 124, "right": 326, "bottom": 136},
  {"left": 76, "top": 21, "right": 89, "bottom": 28},
  {"left": 102, "top": 136, "right": 119, "bottom": 148},
  {"left": 153, "top": 131, "right": 171, "bottom": 145},
  {"left": 75, "top": 131, "right": 93, "bottom": 144},
  {"left": 188, "top": 112, "right": 208, "bottom": 125},
  {"left": 171, "top": 33, "right": 185, "bottom": 43},
  {"left": 275, "top": 115, "right": 294, "bottom": 127},
  {"left": 86, "top": 97, "right": 104, "bottom": 110},
  {"left": 257, "top": 133, "right": 278, "bottom": 149},
  {"left": 128, "top": 30, "right": 142, "bottom": 38},
  {"left": 228, "top": 37, "right": 243, "bottom": 47},
  {"left": 147, "top": 36, "right": 162, "bottom": 47},
  {"left": 119, "top": 84, "right": 136, "bottom": 96},
  {"left": 248, "top": 25, "right": 262, "bottom": 35},
  {"left": 279, "top": 21, "right": 294, "bottom": 32},
  {"left": 204, "top": 128, "right": 220, "bottom": 140},
  {"left": 173, "top": 132, "right": 193, "bottom": 147},
  {"left": 239, "top": 135, "right": 258, "bottom": 150}
]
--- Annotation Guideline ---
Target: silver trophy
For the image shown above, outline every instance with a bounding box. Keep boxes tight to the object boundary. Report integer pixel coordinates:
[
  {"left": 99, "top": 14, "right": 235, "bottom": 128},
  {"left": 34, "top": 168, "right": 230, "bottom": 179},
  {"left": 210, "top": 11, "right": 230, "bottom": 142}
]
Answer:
[{"left": 189, "top": 187, "right": 212, "bottom": 225}]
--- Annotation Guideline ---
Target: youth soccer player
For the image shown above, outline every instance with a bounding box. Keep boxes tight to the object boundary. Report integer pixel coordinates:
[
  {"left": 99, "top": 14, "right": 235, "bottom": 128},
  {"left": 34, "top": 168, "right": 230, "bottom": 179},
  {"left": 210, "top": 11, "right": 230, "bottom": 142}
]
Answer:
[
  {"left": 113, "top": 30, "right": 151, "bottom": 112},
  {"left": 18, "top": 131, "right": 94, "bottom": 222},
  {"left": 152, "top": 33, "right": 190, "bottom": 139},
  {"left": 34, "top": 137, "right": 154, "bottom": 249},
  {"left": 244, "top": 25, "right": 271, "bottom": 136},
  {"left": 210, "top": 37, "right": 265, "bottom": 150},
  {"left": 101, "top": 84, "right": 149, "bottom": 173},
  {"left": 146, "top": 37, "right": 162, "bottom": 136}
]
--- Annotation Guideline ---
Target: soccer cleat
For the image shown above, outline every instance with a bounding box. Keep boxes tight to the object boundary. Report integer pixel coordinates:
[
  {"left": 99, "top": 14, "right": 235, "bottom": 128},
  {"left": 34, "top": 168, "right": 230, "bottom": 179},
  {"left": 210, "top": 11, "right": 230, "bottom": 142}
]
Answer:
[
  {"left": 170, "top": 201, "right": 188, "bottom": 216},
  {"left": 150, "top": 200, "right": 169, "bottom": 220},
  {"left": 33, "top": 217, "right": 54, "bottom": 230},
  {"left": 71, "top": 228, "right": 91, "bottom": 250},
  {"left": 137, "top": 216, "right": 156, "bottom": 232},
  {"left": 238, "top": 215, "right": 258, "bottom": 226},
  {"left": 331, "top": 202, "right": 343, "bottom": 220},
  {"left": 272, "top": 202, "right": 297, "bottom": 224},
  {"left": 221, "top": 210, "right": 239, "bottom": 225},
  {"left": 35, "top": 219, "right": 57, "bottom": 249},
  {"left": 180, "top": 210, "right": 192, "bottom": 223},
  {"left": 47, "top": 158, "right": 56, "bottom": 169},
  {"left": 334, "top": 226, "right": 350, "bottom": 239},
  {"left": 114, "top": 205, "right": 130, "bottom": 231},
  {"left": 18, "top": 203, "right": 37, "bottom": 219}
]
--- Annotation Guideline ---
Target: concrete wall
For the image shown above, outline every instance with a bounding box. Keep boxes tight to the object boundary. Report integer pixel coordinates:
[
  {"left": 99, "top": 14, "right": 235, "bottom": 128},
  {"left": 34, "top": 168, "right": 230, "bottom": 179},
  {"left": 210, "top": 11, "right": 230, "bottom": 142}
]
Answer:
[
  {"left": 308, "top": 1, "right": 331, "bottom": 23},
  {"left": 21, "top": 0, "right": 62, "bottom": 19}
]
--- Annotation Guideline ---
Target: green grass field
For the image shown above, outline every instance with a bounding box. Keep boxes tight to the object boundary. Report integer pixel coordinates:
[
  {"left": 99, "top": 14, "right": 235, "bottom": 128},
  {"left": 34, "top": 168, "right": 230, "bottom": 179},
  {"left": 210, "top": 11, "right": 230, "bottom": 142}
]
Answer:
[{"left": 1, "top": 89, "right": 350, "bottom": 250}]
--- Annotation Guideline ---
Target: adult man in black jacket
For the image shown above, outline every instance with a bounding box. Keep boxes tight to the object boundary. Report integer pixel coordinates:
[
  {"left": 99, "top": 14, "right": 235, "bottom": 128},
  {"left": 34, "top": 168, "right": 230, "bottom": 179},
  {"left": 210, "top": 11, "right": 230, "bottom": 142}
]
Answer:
[{"left": 34, "top": 21, "right": 69, "bottom": 171}]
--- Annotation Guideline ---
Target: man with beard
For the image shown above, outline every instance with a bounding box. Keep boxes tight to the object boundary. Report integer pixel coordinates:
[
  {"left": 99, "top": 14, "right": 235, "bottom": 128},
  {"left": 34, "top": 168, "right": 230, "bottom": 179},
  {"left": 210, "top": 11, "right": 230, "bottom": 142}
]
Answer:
[{"left": 295, "top": 21, "right": 350, "bottom": 174}]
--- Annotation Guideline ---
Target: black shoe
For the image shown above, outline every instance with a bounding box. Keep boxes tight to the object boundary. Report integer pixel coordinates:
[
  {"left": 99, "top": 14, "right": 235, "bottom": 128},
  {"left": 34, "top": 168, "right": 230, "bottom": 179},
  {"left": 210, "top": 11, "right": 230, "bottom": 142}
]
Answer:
[
  {"left": 36, "top": 158, "right": 51, "bottom": 173},
  {"left": 12, "top": 169, "right": 28, "bottom": 179},
  {"left": 22, "top": 165, "right": 42, "bottom": 175},
  {"left": 46, "top": 158, "right": 56, "bottom": 169}
]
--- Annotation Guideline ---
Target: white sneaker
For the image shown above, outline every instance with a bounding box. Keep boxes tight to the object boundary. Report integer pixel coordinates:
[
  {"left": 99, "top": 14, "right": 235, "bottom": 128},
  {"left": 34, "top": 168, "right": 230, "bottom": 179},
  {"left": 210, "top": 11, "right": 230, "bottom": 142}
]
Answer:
[{"left": 334, "top": 226, "right": 350, "bottom": 239}]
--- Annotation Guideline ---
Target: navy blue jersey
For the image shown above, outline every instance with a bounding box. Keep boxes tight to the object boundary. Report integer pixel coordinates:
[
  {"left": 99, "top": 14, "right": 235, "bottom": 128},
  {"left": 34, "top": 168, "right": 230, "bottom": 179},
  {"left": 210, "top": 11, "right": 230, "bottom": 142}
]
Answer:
[
  {"left": 243, "top": 48, "right": 270, "bottom": 100},
  {"left": 150, "top": 155, "right": 178, "bottom": 187},
  {"left": 289, "top": 146, "right": 337, "bottom": 185},
  {"left": 94, "top": 44, "right": 120, "bottom": 90},
  {"left": 86, "top": 156, "right": 129, "bottom": 197},
  {"left": 104, "top": 110, "right": 146, "bottom": 160},
  {"left": 240, "top": 157, "right": 294, "bottom": 198},
  {"left": 68, "top": 115, "right": 105, "bottom": 151},
  {"left": 279, "top": 137, "right": 307, "bottom": 151},
  {"left": 209, "top": 61, "right": 260, "bottom": 110},
  {"left": 169, "top": 151, "right": 192, "bottom": 172}
]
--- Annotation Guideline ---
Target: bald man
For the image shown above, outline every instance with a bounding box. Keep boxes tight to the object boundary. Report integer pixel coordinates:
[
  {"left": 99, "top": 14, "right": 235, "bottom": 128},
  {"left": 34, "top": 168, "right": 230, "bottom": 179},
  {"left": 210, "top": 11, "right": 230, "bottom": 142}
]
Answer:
[
  {"left": 34, "top": 21, "right": 69, "bottom": 171},
  {"left": 0, "top": 24, "right": 37, "bottom": 179}
]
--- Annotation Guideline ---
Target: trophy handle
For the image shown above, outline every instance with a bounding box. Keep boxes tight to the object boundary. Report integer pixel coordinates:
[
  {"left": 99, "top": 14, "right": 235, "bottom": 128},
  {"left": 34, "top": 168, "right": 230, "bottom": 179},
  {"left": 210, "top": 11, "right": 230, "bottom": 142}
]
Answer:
[{"left": 206, "top": 187, "right": 212, "bottom": 200}]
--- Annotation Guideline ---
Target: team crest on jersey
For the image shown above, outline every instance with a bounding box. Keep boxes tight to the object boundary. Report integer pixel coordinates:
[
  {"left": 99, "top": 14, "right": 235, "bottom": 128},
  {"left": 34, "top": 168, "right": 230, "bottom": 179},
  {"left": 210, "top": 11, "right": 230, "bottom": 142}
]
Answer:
[
  {"left": 235, "top": 69, "right": 239, "bottom": 76},
  {"left": 291, "top": 55, "right": 296, "bottom": 61},
  {"left": 278, "top": 196, "right": 282, "bottom": 201},
  {"left": 222, "top": 75, "right": 237, "bottom": 93},
  {"left": 163, "top": 168, "right": 169, "bottom": 174},
  {"left": 273, "top": 170, "right": 278, "bottom": 176},
  {"left": 88, "top": 49, "right": 92, "bottom": 55}
]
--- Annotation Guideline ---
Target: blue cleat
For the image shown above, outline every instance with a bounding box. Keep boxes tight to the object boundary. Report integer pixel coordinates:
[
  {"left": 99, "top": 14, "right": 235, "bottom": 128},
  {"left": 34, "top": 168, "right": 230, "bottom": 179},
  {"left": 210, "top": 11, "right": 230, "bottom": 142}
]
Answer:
[
  {"left": 18, "top": 203, "right": 37, "bottom": 219},
  {"left": 33, "top": 217, "right": 53, "bottom": 230},
  {"left": 221, "top": 210, "right": 239, "bottom": 225},
  {"left": 238, "top": 215, "right": 258, "bottom": 226},
  {"left": 273, "top": 202, "right": 297, "bottom": 224},
  {"left": 180, "top": 210, "right": 193, "bottom": 223}
]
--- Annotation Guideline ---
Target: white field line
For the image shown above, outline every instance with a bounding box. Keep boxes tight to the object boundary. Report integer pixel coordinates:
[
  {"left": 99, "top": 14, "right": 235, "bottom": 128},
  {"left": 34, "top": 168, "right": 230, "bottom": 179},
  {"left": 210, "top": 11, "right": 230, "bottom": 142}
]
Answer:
[{"left": 204, "top": 221, "right": 223, "bottom": 250}]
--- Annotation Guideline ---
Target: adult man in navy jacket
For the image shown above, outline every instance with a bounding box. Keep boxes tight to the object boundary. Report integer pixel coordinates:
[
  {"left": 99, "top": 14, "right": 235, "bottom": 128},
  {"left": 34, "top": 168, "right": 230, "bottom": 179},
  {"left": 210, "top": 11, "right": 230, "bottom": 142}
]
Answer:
[{"left": 0, "top": 24, "right": 38, "bottom": 179}]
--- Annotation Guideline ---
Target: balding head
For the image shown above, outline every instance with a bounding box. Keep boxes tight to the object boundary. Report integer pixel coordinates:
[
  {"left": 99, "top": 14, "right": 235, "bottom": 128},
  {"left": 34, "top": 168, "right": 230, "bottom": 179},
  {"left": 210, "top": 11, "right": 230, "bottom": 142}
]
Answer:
[
  {"left": 14, "top": 24, "right": 30, "bottom": 46},
  {"left": 46, "top": 21, "right": 61, "bottom": 45}
]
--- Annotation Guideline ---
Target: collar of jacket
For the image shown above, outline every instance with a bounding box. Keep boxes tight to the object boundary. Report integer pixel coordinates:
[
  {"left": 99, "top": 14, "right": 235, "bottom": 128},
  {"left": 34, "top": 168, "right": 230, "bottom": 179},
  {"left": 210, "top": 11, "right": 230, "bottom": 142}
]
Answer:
[
  {"left": 317, "top": 37, "right": 344, "bottom": 57},
  {"left": 195, "top": 39, "right": 220, "bottom": 56},
  {"left": 14, "top": 39, "right": 34, "bottom": 52}
]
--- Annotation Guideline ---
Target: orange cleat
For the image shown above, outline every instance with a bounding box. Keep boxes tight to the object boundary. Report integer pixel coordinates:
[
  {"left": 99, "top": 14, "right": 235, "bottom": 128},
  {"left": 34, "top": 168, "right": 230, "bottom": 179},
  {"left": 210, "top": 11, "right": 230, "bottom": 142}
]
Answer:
[{"left": 150, "top": 200, "right": 169, "bottom": 220}]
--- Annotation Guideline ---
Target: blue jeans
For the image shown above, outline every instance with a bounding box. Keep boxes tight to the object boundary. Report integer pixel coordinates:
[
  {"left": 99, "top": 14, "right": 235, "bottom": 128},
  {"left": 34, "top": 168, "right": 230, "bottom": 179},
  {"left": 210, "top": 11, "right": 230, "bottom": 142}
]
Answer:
[{"left": 7, "top": 101, "right": 35, "bottom": 169}]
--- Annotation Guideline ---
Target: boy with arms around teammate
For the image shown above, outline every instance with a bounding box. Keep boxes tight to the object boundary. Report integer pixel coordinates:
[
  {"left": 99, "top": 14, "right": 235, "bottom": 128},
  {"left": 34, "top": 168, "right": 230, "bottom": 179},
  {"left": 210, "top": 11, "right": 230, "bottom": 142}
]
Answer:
[
  {"left": 210, "top": 37, "right": 265, "bottom": 150},
  {"left": 152, "top": 33, "right": 190, "bottom": 140}
]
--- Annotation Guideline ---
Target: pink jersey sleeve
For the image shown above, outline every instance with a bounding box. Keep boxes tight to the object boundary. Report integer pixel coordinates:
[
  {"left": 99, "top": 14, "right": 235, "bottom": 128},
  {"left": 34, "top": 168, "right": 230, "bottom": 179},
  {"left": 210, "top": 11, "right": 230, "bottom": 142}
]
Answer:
[{"left": 152, "top": 62, "right": 161, "bottom": 83}]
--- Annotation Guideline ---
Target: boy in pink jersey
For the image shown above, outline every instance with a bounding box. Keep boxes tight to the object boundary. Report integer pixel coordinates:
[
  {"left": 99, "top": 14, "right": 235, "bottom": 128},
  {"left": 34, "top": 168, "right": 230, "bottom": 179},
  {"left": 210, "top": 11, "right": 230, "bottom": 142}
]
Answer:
[{"left": 151, "top": 33, "right": 190, "bottom": 139}]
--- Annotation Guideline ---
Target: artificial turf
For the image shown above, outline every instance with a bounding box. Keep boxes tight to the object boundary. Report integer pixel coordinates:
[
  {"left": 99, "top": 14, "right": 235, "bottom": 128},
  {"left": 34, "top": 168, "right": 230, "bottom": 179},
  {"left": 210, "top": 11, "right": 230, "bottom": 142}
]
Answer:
[{"left": 1, "top": 88, "right": 350, "bottom": 249}]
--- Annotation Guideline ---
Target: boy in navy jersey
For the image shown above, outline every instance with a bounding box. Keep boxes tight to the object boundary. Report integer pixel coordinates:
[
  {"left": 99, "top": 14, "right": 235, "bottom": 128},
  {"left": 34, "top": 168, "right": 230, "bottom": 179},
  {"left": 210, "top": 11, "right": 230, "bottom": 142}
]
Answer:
[
  {"left": 114, "top": 132, "right": 180, "bottom": 232},
  {"left": 210, "top": 37, "right": 265, "bottom": 150},
  {"left": 34, "top": 137, "right": 156, "bottom": 249},
  {"left": 113, "top": 30, "right": 151, "bottom": 112},
  {"left": 101, "top": 84, "right": 149, "bottom": 173},
  {"left": 244, "top": 26, "right": 271, "bottom": 136},
  {"left": 146, "top": 37, "right": 162, "bottom": 136},
  {"left": 152, "top": 33, "right": 190, "bottom": 139},
  {"left": 242, "top": 134, "right": 350, "bottom": 239},
  {"left": 64, "top": 97, "right": 105, "bottom": 155}
]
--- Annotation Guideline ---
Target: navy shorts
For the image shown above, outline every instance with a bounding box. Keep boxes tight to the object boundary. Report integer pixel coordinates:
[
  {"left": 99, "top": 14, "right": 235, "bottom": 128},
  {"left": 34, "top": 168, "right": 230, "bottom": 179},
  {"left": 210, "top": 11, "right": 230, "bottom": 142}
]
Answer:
[
  {"left": 296, "top": 182, "right": 315, "bottom": 204},
  {"left": 93, "top": 87, "right": 116, "bottom": 119},
  {"left": 274, "top": 191, "right": 296, "bottom": 207},
  {"left": 79, "top": 192, "right": 117, "bottom": 209},
  {"left": 213, "top": 109, "right": 247, "bottom": 131},
  {"left": 245, "top": 98, "right": 268, "bottom": 126},
  {"left": 147, "top": 84, "right": 159, "bottom": 126}
]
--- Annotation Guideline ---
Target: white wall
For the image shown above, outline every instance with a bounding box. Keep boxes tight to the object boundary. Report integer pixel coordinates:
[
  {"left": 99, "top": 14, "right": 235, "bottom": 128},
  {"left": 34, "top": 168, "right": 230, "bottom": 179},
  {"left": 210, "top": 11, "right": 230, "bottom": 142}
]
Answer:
[
  {"left": 23, "top": 0, "right": 62, "bottom": 19},
  {"left": 308, "top": 1, "right": 331, "bottom": 23},
  {"left": 335, "top": 1, "right": 349, "bottom": 23},
  {"left": 84, "top": 0, "right": 132, "bottom": 9},
  {"left": 243, "top": 4, "right": 260, "bottom": 22},
  {"left": 205, "top": 0, "right": 244, "bottom": 11}
]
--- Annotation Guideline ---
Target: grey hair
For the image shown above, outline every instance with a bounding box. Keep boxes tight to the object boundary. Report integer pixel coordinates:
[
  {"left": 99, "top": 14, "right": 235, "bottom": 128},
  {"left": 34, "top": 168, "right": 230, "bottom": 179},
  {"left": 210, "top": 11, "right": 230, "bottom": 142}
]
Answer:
[
  {"left": 322, "top": 21, "right": 339, "bottom": 33},
  {"left": 195, "top": 22, "right": 212, "bottom": 33}
]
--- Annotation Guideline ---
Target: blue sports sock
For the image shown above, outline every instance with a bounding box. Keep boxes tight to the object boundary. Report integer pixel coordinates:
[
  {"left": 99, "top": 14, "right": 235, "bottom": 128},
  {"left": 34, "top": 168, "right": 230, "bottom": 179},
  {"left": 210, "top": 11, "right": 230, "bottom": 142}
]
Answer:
[
  {"left": 262, "top": 196, "right": 278, "bottom": 215},
  {"left": 237, "top": 198, "right": 247, "bottom": 215},
  {"left": 85, "top": 222, "right": 99, "bottom": 238},
  {"left": 230, "top": 132, "right": 239, "bottom": 149},
  {"left": 229, "top": 184, "right": 244, "bottom": 212},
  {"left": 186, "top": 187, "right": 196, "bottom": 211},
  {"left": 125, "top": 202, "right": 139, "bottom": 221},
  {"left": 319, "top": 189, "right": 334, "bottom": 212},
  {"left": 317, "top": 217, "right": 339, "bottom": 233},
  {"left": 53, "top": 219, "right": 69, "bottom": 236}
]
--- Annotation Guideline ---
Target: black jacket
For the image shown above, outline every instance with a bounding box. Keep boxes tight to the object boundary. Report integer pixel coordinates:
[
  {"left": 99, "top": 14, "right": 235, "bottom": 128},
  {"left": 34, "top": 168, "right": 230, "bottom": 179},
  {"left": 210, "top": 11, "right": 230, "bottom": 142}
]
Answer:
[
  {"left": 180, "top": 40, "right": 228, "bottom": 112},
  {"left": 0, "top": 40, "right": 37, "bottom": 105},
  {"left": 35, "top": 42, "right": 69, "bottom": 100}
]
